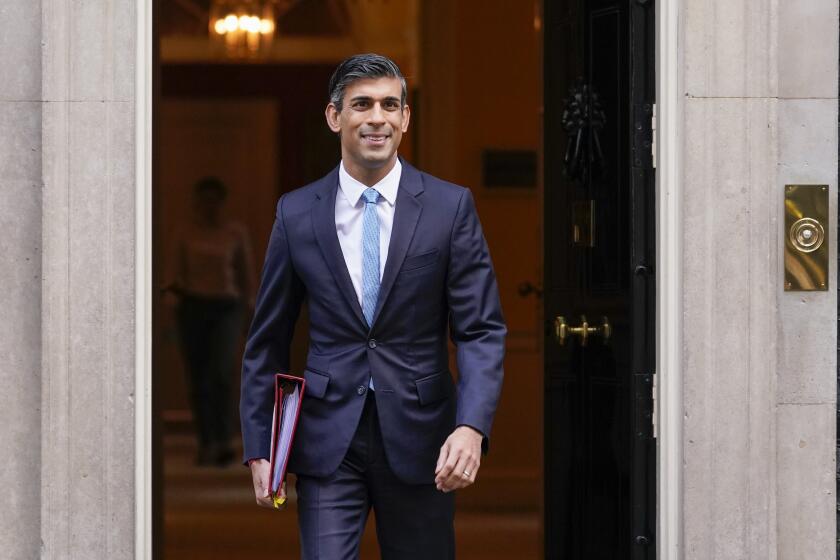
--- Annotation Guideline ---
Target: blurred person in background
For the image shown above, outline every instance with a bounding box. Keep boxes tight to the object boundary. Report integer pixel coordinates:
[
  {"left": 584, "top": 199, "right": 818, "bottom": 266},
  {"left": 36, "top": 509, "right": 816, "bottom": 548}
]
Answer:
[{"left": 163, "top": 176, "right": 256, "bottom": 467}]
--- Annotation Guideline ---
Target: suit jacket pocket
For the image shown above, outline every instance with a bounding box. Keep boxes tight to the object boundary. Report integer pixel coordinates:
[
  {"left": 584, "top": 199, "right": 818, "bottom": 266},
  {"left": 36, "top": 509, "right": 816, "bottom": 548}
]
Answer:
[
  {"left": 414, "top": 371, "right": 449, "bottom": 405},
  {"left": 400, "top": 249, "right": 439, "bottom": 273},
  {"left": 303, "top": 368, "right": 330, "bottom": 399}
]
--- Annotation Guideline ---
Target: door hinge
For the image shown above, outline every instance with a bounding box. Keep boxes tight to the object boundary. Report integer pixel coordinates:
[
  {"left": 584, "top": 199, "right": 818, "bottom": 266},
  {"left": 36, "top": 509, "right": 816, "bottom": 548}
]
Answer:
[
  {"left": 632, "top": 103, "right": 655, "bottom": 169},
  {"left": 634, "top": 372, "right": 656, "bottom": 440},
  {"left": 651, "top": 372, "right": 658, "bottom": 439},
  {"left": 651, "top": 103, "right": 657, "bottom": 169}
]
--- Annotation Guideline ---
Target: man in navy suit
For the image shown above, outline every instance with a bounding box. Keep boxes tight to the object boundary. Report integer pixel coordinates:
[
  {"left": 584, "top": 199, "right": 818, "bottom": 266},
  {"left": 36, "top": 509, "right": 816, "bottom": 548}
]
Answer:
[{"left": 240, "top": 53, "right": 506, "bottom": 559}]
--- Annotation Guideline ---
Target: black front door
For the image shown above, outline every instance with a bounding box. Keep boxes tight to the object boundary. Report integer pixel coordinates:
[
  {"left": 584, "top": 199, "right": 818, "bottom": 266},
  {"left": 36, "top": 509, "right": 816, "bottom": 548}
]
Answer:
[{"left": 543, "top": 0, "right": 655, "bottom": 558}]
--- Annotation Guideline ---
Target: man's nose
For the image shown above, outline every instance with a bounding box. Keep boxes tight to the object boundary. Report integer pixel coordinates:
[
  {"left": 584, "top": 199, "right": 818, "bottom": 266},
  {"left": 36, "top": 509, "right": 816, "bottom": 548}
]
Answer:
[{"left": 367, "top": 102, "right": 386, "bottom": 124}]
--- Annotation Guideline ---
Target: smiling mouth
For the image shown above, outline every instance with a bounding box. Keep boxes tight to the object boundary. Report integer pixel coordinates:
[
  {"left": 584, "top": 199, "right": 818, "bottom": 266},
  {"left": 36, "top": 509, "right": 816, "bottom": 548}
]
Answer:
[{"left": 361, "top": 134, "right": 389, "bottom": 145}]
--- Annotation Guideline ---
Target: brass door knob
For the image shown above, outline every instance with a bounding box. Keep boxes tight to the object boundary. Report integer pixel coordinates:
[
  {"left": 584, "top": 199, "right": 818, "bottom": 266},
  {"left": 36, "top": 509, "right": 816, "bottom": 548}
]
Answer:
[{"left": 554, "top": 315, "right": 611, "bottom": 346}]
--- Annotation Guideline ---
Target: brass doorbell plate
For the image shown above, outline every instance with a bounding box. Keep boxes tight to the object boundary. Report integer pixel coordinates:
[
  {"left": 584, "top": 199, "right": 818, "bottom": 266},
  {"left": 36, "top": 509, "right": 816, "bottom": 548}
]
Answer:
[{"left": 784, "top": 184, "right": 829, "bottom": 291}]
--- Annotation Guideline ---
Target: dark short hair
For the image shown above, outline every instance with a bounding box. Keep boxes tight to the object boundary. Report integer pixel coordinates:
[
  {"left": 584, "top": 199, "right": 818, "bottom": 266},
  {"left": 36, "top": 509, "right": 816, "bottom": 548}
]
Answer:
[
  {"left": 328, "top": 53, "right": 407, "bottom": 111},
  {"left": 194, "top": 176, "right": 227, "bottom": 200}
]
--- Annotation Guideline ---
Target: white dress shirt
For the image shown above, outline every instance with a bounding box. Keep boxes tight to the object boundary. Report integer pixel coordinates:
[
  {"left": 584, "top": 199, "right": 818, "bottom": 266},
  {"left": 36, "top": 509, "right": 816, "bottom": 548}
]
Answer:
[{"left": 335, "top": 158, "right": 401, "bottom": 309}]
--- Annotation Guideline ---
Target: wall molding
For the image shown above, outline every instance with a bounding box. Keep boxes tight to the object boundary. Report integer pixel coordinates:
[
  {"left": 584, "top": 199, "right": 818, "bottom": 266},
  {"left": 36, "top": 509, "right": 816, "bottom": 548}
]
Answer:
[
  {"left": 135, "top": 0, "right": 153, "bottom": 558},
  {"left": 655, "top": 0, "right": 683, "bottom": 557}
]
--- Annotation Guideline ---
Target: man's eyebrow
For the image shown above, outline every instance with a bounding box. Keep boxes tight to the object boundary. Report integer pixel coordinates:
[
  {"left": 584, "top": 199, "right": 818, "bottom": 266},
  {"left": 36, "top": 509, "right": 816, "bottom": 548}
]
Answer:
[{"left": 348, "top": 95, "right": 401, "bottom": 103}]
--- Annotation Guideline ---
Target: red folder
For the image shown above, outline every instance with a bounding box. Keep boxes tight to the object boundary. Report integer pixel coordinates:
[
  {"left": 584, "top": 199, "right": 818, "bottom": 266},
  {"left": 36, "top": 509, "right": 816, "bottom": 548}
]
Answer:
[{"left": 268, "top": 373, "right": 305, "bottom": 508}]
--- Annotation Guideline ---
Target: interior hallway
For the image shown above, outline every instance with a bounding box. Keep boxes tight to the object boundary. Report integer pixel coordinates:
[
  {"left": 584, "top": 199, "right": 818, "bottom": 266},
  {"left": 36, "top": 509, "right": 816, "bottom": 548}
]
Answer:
[
  {"left": 163, "top": 434, "right": 540, "bottom": 559},
  {"left": 157, "top": 2, "right": 543, "bottom": 557}
]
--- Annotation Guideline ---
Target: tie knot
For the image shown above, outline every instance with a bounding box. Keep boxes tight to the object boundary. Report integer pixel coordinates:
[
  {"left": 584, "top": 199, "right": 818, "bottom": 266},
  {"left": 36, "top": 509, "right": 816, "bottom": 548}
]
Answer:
[{"left": 362, "top": 188, "right": 380, "bottom": 205}]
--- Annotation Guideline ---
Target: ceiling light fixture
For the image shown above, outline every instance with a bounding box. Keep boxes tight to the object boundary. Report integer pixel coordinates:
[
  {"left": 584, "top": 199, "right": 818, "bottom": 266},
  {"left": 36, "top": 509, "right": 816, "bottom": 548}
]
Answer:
[{"left": 209, "top": 0, "right": 280, "bottom": 58}]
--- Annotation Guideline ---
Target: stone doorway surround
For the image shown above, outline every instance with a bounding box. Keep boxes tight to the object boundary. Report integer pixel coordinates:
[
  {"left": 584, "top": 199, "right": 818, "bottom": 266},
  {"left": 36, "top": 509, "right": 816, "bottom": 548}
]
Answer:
[
  {"left": 2, "top": 0, "right": 142, "bottom": 558},
  {"left": 675, "top": 0, "right": 838, "bottom": 558},
  {"left": 0, "top": 1, "right": 837, "bottom": 559}
]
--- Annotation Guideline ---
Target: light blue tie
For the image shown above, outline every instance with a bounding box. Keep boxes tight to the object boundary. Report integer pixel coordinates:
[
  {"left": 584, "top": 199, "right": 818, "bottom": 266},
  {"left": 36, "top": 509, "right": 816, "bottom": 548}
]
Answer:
[{"left": 361, "top": 188, "right": 380, "bottom": 390}]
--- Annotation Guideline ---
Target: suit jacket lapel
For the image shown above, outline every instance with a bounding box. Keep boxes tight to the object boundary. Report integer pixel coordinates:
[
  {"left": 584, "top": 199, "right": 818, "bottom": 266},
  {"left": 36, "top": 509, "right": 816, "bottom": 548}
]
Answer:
[
  {"left": 311, "top": 166, "right": 368, "bottom": 329},
  {"left": 370, "top": 158, "right": 424, "bottom": 330}
]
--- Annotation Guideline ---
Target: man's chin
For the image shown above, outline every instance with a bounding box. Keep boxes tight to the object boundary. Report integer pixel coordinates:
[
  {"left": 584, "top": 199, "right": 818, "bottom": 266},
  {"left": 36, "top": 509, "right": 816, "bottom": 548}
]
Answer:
[{"left": 357, "top": 150, "right": 397, "bottom": 168}]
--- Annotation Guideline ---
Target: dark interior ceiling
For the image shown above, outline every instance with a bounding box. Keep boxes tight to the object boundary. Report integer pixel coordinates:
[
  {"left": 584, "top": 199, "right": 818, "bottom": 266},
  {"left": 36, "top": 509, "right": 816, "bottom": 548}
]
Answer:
[{"left": 160, "top": 0, "right": 348, "bottom": 37}]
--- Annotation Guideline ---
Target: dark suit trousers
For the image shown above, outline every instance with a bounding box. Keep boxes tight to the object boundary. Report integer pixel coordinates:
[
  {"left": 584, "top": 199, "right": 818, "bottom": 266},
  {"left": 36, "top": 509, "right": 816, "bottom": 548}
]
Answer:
[{"left": 295, "top": 390, "right": 455, "bottom": 560}]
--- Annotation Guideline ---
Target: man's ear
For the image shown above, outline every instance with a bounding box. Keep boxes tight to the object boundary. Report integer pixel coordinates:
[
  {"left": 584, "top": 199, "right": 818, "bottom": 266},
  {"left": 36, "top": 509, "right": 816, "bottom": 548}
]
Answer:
[
  {"left": 400, "top": 104, "right": 411, "bottom": 133},
  {"left": 325, "top": 103, "right": 341, "bottom": 133}
]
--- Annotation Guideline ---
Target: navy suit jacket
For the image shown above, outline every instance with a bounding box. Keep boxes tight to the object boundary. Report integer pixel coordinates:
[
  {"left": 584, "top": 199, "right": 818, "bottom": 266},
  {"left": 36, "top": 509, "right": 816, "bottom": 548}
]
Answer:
[{"left": 239, "top": 158, "right": 506, "bottom": 484}]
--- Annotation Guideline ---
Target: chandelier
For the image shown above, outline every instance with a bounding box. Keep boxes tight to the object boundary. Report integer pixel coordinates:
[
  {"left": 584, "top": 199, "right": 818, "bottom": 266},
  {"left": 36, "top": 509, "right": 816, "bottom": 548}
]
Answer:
[{"left": 209, "top": 1, "right": 285, "bottom": 58}]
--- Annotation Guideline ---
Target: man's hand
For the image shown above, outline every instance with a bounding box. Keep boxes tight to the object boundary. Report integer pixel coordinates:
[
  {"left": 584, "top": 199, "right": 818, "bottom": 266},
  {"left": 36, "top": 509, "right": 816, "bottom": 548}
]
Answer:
[
  {"left": 434, "top": 425, "right": 483, "bottom": 492},
  {"left": 249, "top": 458, "right": 285, "bottom": 509}
]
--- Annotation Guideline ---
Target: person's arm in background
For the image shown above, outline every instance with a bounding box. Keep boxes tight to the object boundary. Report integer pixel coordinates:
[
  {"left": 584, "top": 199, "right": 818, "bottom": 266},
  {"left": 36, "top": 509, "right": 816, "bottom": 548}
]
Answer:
[
  {"left": 232, "top": 221, "right": 258, "bottom": 331},
  {"left": 161, "top": 226, "right": 187, "bottom": 306},
  {"left": 240, "top": 195, "right": 305, "bottom": 508},
  {"left": 435, "top": 188, "right": 507, "bottom": 492}
]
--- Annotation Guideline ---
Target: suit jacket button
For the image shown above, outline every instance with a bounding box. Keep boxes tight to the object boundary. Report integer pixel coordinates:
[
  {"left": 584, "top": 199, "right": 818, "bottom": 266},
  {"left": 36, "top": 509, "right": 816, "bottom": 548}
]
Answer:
[
  {"left": 357, "top": 385, "right": 367, "bottom": 395},
  {"left": 368, "top": 339, "right": 377, "bottom": 349}
]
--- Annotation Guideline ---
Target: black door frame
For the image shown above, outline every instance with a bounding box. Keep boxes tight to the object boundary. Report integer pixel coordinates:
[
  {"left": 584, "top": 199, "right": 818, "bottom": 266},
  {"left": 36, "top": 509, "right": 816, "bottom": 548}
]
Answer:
[{"left": 542, "top": 0, "right": 656, "bottom": 557}]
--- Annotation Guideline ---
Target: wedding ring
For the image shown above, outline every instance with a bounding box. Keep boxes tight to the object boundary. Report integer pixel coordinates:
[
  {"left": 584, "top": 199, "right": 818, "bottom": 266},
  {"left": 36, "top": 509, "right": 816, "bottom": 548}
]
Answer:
[{"left": 462, "top": 470, "right": 471, "bottom": 477}]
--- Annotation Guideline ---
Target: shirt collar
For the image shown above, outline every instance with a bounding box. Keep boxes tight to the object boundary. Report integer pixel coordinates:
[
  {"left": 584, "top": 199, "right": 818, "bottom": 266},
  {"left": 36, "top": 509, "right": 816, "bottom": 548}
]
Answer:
[{"left": 338, "top": 158, "right": 402, "bottom": 207}]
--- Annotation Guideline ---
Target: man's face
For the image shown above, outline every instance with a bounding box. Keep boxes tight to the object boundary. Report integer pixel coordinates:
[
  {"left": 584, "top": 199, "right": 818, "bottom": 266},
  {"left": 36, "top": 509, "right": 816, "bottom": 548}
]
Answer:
[{"left": 325, "top": 76, "right": 410, "bottom": 170}]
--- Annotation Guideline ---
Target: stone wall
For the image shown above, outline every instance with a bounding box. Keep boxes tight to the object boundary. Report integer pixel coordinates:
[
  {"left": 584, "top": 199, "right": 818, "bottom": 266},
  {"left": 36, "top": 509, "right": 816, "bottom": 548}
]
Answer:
[
  {"left": 0, "top": 0, "right": 44, "bottom": 558},
  {"left": 0, "top": 1, "right": 138, "bottom": 559},
  {"left": 681, "top": 1, "right": 838, "bottom": 558}
]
